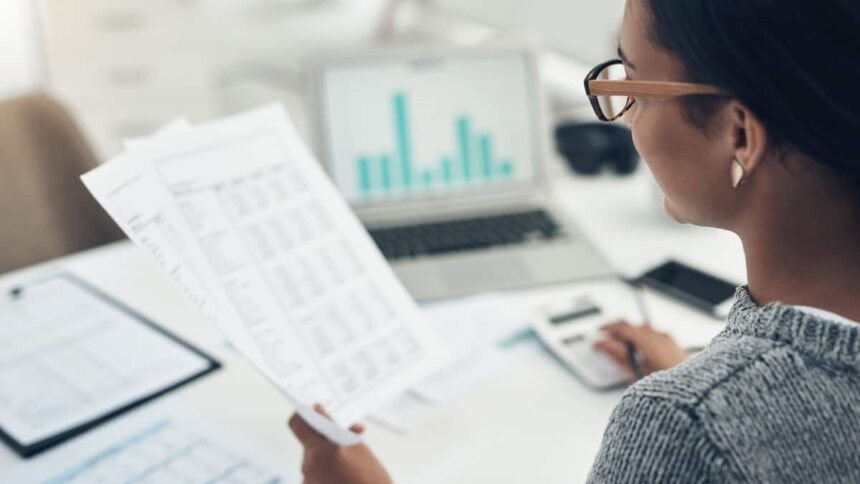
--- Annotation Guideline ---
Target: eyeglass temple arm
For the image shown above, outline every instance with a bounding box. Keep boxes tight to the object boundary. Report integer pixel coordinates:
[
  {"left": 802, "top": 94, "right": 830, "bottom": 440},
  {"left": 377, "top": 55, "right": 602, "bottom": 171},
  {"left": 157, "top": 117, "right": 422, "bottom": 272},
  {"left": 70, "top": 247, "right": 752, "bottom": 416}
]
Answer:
[{"left": 587, "top": 79, "right": 726, "bottom": 100}]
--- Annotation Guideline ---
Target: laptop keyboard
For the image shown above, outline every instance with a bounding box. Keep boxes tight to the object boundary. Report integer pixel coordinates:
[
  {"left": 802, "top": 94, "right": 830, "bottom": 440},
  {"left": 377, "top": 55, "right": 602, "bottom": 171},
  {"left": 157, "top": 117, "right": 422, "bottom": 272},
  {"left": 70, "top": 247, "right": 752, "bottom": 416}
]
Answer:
[{"left": 368, "top": 210, "right": 564, "bottom": 260}]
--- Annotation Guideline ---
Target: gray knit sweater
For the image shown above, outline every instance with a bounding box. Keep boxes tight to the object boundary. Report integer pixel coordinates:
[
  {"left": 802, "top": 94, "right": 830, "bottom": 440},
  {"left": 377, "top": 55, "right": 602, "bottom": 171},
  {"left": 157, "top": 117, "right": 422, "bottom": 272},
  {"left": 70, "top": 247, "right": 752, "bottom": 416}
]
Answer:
[{"left": 587, "top": 287, "right": 860, "bottom": 483}]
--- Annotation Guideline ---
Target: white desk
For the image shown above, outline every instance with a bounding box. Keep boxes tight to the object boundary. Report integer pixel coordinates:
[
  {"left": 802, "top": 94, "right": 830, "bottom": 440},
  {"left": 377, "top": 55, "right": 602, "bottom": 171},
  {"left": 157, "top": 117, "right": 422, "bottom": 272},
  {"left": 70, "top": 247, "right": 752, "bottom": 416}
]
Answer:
[{"left": 0, "top": 166, "right": 745, "bottom": 483}]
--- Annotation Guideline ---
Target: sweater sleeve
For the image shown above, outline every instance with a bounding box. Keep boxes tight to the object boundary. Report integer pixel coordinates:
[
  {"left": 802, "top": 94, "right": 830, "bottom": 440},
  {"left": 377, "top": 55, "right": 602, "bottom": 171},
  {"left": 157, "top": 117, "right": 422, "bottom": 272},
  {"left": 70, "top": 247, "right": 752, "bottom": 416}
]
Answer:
[{"left": 587, "top": 393, "right": 731, "bottom": 483}]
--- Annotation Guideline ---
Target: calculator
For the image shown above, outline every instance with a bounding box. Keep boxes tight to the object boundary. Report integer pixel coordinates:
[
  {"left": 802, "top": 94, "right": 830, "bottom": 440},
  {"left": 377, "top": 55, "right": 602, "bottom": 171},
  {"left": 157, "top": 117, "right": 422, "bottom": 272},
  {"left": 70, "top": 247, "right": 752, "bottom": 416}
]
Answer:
[{"left": 531, "top": 295, "right": 631, "bottom": 390}]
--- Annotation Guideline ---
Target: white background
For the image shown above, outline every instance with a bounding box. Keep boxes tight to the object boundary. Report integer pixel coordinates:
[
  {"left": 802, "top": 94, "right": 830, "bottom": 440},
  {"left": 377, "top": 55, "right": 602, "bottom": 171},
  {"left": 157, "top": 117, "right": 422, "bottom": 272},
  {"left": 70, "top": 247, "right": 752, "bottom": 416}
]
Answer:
[
  {"left": 0, "top": 0, "right": 41, "bottom": 97},
  {"left": 0, "top": 0, "right": 625, "bottom": 156}
]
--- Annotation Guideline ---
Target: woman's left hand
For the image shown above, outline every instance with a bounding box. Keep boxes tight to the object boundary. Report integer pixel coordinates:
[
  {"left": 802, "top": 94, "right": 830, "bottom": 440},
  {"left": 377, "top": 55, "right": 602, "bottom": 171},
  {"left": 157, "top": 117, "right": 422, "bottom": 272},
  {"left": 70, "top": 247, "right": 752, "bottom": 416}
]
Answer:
[{"left": 288, "top": 404, "right": 392, "bottom": 484}]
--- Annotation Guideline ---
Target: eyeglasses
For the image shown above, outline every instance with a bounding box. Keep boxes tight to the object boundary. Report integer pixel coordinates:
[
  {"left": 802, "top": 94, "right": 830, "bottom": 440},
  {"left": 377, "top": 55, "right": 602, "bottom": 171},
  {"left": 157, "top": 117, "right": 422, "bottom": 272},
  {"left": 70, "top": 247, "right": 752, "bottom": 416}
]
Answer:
[{"left": 584, "top": 59, "right": 727, "bottom": 122}]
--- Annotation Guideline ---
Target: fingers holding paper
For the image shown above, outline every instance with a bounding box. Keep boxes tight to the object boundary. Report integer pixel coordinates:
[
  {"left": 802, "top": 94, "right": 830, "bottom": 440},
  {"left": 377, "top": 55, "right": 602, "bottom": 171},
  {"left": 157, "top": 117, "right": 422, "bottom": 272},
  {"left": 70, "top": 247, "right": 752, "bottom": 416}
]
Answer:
[
  {"left": 288, "top": 405, "right": 391, "bottom": 484},
  {"left": 310, "top": 404, "right": 365, "bottom": 435}
]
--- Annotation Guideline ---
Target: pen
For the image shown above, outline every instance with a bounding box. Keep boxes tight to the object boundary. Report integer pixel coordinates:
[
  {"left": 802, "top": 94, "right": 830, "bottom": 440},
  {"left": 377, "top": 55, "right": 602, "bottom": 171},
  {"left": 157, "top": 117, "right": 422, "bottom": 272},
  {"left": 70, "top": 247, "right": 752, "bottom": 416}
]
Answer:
[
  {"left": 625, "top": 341, "right": 644, "bottom": 380},
  {"left": 622, "top": 278, "right": 648, "bottom": 380}
]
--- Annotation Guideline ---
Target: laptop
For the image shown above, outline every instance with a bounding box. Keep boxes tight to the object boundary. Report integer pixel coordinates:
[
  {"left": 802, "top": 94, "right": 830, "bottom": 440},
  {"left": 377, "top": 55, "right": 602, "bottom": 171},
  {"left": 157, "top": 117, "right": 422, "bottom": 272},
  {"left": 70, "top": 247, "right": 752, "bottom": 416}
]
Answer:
[{"left": 311, "top": 47, "right": 614, "bottom": 300}]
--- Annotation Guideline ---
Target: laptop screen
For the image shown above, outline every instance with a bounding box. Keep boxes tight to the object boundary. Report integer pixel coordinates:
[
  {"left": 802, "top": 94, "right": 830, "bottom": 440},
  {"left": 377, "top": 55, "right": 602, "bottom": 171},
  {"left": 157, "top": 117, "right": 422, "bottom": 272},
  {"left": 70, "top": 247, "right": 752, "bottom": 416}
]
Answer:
[{"left": 318, "top": 51, "right": 541, "bottom": 205}]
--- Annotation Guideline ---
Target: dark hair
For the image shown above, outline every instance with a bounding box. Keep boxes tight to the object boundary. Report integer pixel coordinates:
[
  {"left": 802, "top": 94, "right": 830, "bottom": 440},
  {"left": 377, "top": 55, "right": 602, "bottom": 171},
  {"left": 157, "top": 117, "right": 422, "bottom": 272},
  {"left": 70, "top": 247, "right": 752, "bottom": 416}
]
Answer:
[{"left": 645, "top": 0, "right": 860, "bottom": 193}]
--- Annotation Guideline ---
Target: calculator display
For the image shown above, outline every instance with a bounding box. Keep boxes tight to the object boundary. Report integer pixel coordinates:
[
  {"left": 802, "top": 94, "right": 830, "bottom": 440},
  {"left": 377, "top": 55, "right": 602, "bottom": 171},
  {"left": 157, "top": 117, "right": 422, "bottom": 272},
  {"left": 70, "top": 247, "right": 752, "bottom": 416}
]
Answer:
[{"left": 549, "top": 306, "right": 602, "bottom": 326}]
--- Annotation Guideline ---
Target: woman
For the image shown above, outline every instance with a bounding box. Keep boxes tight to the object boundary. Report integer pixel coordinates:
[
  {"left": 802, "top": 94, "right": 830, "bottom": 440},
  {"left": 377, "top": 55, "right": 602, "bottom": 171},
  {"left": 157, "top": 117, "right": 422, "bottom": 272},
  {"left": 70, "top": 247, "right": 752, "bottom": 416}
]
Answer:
[{"left": 288, "top": 0, "right": 860, "bottom": 481}]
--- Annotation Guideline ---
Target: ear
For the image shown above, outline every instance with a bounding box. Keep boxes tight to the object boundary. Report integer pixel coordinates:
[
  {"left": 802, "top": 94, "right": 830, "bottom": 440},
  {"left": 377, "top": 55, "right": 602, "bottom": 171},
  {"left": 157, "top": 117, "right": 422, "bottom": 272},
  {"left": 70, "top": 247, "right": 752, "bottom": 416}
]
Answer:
[{"left": 728, "top": 102, "right": 769, "bottom": 177}]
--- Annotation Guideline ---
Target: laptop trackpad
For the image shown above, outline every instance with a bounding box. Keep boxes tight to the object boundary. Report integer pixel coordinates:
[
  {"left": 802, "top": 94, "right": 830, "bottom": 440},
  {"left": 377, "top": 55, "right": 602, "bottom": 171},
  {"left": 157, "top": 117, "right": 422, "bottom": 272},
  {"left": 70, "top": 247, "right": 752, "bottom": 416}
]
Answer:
[{"left": 438, "top": 255, "right": 531, "bottom": 292}]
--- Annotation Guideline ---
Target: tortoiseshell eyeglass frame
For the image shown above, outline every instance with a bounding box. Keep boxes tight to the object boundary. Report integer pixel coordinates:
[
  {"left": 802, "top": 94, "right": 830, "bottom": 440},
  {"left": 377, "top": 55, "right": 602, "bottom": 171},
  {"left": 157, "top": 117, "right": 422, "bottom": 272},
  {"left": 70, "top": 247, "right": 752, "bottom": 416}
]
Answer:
[{"left": 584, "top": 59, "right": 728, "bottom": 122}]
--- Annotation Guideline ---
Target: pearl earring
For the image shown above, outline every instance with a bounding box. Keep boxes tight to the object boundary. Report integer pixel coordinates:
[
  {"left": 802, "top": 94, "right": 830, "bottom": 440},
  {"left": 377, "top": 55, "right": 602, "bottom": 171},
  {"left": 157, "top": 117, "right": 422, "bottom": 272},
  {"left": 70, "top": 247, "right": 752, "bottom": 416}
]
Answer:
[{"left": 731, "top": 158, "right": 745, "bottom": 188}]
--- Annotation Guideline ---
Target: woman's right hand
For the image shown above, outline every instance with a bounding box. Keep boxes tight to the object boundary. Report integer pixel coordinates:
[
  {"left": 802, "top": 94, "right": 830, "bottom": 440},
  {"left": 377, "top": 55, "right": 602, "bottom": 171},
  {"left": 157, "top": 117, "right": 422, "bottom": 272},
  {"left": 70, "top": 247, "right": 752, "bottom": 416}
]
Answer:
[{"left": 594, "top": 320, "right": 689, "bottom": 378}]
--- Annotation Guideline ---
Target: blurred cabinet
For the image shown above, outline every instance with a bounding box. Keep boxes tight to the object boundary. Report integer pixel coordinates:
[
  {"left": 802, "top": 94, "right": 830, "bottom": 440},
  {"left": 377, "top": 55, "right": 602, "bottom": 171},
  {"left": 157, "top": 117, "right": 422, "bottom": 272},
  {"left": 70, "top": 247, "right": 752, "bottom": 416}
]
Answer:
[
  {"left": 36, "top": 0, "right": 469, "bottom": 158},
  {"left": 38, "top": 0, "right": 219, "bottom": 158}
]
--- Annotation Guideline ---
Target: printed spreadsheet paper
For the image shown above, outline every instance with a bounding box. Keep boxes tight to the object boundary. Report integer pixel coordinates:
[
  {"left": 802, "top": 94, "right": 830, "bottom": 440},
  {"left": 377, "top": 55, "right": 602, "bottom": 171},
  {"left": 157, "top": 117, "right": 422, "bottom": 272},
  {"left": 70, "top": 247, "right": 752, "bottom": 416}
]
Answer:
[
  {"left": 81, "top": 105, "right": 447, "bottom": 445},
  {"left": 2, "top": 403, "right": 299, "bottom": 483}
]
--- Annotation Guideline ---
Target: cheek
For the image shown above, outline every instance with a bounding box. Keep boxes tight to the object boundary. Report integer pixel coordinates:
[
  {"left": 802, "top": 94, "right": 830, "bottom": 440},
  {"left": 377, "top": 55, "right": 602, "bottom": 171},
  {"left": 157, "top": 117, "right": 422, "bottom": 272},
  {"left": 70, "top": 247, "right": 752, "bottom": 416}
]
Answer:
[{"left": 626, "top": 101, "right": 730, "bottom": 225}]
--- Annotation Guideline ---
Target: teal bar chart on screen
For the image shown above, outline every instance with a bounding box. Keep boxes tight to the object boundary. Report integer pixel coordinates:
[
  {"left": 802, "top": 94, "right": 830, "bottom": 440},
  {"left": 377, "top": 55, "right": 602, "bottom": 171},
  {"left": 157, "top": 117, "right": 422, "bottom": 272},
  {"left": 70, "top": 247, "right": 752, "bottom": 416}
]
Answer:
[{"left": 355, "top": 92, "right": 515, "bottom": 196}]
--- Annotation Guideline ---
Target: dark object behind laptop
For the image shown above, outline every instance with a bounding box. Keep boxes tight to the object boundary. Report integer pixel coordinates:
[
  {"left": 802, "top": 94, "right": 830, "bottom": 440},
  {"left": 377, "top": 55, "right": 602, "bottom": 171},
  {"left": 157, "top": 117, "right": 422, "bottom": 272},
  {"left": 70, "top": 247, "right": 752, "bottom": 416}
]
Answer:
[{"left": 555, "top": 122, "right": 639, "bottom": 175}]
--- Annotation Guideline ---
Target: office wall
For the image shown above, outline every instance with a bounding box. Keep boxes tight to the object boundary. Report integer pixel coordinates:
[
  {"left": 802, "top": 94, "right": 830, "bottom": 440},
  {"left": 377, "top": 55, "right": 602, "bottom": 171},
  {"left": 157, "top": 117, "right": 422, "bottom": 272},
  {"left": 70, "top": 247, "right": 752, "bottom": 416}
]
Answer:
[{"left": 434, "top": 0, "right": 626, "bottom": 63}]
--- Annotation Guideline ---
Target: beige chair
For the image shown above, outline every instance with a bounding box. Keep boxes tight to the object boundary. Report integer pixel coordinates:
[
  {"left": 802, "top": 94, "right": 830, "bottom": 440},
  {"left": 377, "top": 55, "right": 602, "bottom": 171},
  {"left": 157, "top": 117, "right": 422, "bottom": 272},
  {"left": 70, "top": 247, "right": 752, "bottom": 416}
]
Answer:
[{"left": 0, "top": 94, "right": 124, "bottom": 273}]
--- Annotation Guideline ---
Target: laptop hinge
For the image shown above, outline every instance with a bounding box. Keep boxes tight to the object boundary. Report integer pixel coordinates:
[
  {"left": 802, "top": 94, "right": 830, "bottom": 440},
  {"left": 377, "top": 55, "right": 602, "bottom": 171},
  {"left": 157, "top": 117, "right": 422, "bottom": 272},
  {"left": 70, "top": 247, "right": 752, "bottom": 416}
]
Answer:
[{"left": 355, "top": 189, "right": 547, "bottom": 227}]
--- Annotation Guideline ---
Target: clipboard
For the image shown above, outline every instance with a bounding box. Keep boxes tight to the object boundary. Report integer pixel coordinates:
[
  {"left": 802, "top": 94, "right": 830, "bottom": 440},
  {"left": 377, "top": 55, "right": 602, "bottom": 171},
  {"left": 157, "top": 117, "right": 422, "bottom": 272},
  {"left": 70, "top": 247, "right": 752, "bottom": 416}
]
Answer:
[{"left": 0, "top": 273, "right": 220, "bottom": 458}]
